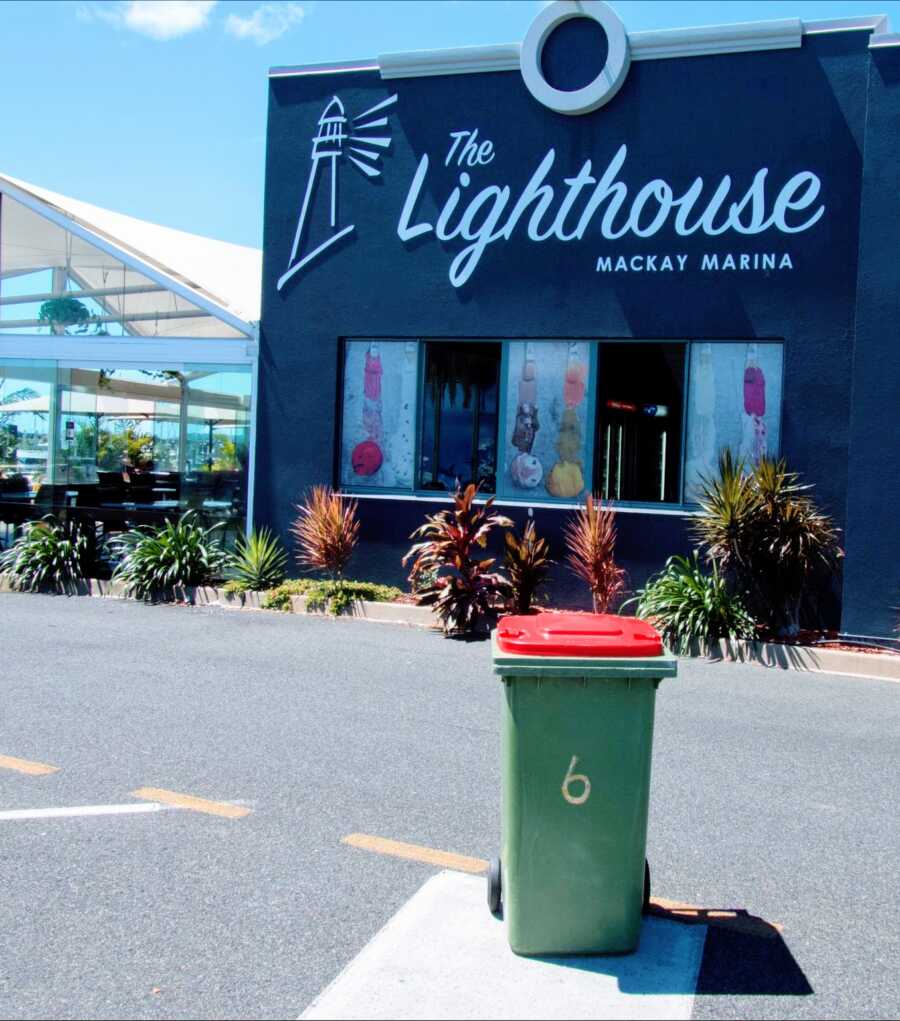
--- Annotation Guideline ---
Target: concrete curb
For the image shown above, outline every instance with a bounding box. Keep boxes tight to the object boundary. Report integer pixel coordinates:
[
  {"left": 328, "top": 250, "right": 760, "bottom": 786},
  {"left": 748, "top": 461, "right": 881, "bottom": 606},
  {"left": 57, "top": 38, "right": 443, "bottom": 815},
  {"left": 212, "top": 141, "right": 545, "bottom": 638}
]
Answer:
[
  {"left": 287, "top": 594, "right": 437, "bottom": 628},
  {"left": 686, "top": 637, "right": 900, "bottom": 683},
  {"left": 0, "top": 573, "right": 439, "bottom": 627}
]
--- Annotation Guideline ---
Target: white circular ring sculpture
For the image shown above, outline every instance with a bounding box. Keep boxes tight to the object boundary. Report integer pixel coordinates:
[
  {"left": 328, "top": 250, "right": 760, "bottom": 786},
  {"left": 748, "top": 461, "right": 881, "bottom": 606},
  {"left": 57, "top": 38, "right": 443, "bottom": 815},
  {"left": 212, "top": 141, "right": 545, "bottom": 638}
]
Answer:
[{"left": 520, "top": 0, "right": 631, "bottom": 116}]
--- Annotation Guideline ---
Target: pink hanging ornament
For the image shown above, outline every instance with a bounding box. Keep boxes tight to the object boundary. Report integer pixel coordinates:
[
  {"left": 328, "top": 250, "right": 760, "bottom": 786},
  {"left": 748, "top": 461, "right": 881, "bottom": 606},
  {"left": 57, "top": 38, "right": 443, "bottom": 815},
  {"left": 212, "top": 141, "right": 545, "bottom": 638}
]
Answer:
[
  {"left": 743, "top": 365, "right": 766, "bottom": 417},
  {"left": 364, "top": 351, "right": 383, "bottom": 400},
  {"left": 564, "top": 362, "right": 586, "bottom": 409}
]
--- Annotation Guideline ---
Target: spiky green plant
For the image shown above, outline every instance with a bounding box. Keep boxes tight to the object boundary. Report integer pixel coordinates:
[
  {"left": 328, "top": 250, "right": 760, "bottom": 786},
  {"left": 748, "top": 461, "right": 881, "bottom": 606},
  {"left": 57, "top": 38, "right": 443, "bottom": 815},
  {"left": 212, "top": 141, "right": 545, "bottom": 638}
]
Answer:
[
  {"left": 291, "top": 486, "right": 360, "bottom": 580},
  {"left": 692, "top": 452, "right": 842, "bottom": 637},
  {"left": 564, "top": 494, "right": 625, "bottom": 613},
  {"left": 228, "top": 527, "right": 287, "bottom": 592},
  {"left": 624, "top": 553, "right": 757, "bottom": 654},
  {"left": 504, "top": 519, "right": 552, "bottom": 614},
  {"left": 111, "top": 512, "right": 228, "bottom": 600},
  {"left": 403, "top": 481, "right": 512, "bottom": 634},
  {"left": 0, "top": 515, "right": 96, "bottom": 593}
]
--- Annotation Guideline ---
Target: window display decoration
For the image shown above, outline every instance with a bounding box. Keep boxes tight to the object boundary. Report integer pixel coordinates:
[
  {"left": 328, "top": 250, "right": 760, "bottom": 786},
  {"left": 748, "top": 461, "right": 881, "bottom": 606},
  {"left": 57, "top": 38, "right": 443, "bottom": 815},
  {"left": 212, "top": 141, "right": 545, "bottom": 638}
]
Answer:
[
  {"left": 503, "top": 341, "right": 591, "bottom": 501},
  {"left": 351, "top": 343, "right": 384, "bottom": 476},
  {"left": 341, "top": 340, "right": 417, "bottom": 489},
  {"left": 547, "top": 352, "right": 587, "bottom": 499},
  {"left": 509, "top": 344, "right": 542, "bottom": 489},
  {"left": 685, "top": 341, "right": 783, "bottom": 500},
  {"left": 742, "top": 345, "right": 767, "bottom": 461}
]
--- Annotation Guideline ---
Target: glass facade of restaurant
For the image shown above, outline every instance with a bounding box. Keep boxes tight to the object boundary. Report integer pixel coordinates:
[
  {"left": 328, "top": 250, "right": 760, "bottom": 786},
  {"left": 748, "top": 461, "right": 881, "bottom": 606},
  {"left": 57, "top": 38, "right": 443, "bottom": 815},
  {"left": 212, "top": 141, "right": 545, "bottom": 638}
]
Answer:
[
  {"left": 0, "top": 190, "right": 256, "bottom": 554},
  {"left": 0, "top": 359, "right": 252, "bottom": 549}
]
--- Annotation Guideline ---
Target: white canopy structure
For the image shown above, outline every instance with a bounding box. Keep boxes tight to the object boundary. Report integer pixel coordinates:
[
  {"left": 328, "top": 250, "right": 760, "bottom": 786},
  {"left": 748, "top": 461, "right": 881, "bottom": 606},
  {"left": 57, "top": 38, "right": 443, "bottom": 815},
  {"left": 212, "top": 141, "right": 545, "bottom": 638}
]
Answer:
[{"left": 0, "top": 172, "right": 261, "bottom": 339}]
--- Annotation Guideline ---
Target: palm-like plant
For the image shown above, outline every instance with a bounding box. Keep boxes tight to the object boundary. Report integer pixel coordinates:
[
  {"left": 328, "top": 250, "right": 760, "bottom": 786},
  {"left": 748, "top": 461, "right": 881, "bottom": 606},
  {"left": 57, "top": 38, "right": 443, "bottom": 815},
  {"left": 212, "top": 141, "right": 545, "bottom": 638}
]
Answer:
[
  {"left": 291, "top": 486, "right": 359, "bottom": 580},
  {"left": 504, "top": 519, "right": 552, "bottom": 615},
  {"left": 692, "top": 452, "right": 842, "bottom": 637},
  {"left": 229, "top": 527, "right": 287, "bottom": 591},
  {"left": 112, "top": 512, "right": 228, "bottom": 600},
  {"left": 403, "top": 482, "right": 512, "bottom": 634},
  {"left": 625, "top": 552, "right": 757, "bottom": 654},
  {"left": 564, "top": 494, "right": 625, "bottom": 613},
  {"left": 0, "top": 515, "right": 96, "bottom": 593}
]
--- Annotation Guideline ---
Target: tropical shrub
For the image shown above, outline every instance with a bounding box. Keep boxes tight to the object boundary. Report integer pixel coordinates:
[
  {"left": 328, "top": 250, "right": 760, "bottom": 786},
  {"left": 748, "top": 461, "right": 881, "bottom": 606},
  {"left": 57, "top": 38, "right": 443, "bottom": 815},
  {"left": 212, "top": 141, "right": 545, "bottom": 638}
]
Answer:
[
  {"left": 305, "top": 579, "right": 403, "bottom": 615},
  {"left": 111, "top": 512, "right": 228, "bottom": 600},
  {"left": 504, "top": 519, "right": 552, "bottom": 614},
  {"left": 403, "top": 482, "right": 512, "bottom": 634},
  {"left": 625, "top": 553, "right": 757, "bottom": 654},
  {"left": 692, "top": 452, "right": 842, "bottom": 637},
  {"left": 261, "top": 578, "right": 312, "bottom": 611},
  {"left": 291, "top": 486, "right": 359, "bottom": 580},
  {"left": 564, "top": 494, "right": 625, "bottom": 613},
  {"left": 261, "top": 577, "right": 403, "bottom": 614},
  {"left": 0, "top": 515, "right": 96, "bottom": 593},
  {"left": 228, "top": 527, "right": 287, "bottom": 592}
]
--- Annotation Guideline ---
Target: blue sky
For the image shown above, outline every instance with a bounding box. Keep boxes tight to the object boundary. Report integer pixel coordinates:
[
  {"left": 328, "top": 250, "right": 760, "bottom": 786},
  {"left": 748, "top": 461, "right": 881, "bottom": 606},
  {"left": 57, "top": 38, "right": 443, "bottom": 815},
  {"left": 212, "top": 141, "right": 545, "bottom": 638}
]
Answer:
[{"left": 1, "top": 0, "right": 897, "bottom": 248}]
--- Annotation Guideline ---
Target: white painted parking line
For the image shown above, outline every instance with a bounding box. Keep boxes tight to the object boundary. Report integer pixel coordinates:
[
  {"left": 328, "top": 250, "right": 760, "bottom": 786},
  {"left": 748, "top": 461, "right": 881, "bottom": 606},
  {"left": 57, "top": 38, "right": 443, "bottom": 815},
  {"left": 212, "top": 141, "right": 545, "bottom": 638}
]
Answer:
[
  {"left": 301, "top": 870, "right": 708, "bottom": 1021},
  {"left": 0, "top": 802, "right": 167, "bottom": 821}
]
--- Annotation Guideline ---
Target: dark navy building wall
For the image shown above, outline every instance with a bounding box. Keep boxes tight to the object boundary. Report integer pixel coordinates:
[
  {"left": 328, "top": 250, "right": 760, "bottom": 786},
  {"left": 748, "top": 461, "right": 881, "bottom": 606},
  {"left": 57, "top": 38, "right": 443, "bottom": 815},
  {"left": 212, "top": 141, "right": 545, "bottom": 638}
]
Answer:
[
  {"left": 258, "top": 28, "right": 896, "bottom": 631},
  {"left": 843, "top": 44, "right": 900, "bottom": 639}
]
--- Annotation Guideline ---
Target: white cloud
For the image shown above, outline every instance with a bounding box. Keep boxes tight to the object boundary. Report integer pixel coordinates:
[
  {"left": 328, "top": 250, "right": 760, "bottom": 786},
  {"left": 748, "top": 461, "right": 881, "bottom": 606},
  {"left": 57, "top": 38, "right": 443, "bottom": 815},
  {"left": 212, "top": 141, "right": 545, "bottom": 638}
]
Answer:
[
  {"left": 225, "top": 2, "right": 305, "bottom": 45},
  {"left": 79, "top": 1, "right": 218, "bottom": 40}
]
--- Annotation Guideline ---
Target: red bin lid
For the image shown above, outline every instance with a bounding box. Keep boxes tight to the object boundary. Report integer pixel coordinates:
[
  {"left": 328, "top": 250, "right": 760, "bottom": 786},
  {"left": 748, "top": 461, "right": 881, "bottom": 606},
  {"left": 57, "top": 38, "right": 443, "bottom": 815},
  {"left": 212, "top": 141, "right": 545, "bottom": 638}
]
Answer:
[{"left": 496, "top": 612, "right": 664, "bottom": 658}]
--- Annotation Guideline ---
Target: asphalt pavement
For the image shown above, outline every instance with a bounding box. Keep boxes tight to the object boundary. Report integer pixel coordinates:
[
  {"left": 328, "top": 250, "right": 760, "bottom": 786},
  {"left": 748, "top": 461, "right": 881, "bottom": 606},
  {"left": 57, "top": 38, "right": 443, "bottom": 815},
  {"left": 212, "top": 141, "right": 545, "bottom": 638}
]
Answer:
[{"left": 0, "top": 593, "right": 898, "bottom": 1020}]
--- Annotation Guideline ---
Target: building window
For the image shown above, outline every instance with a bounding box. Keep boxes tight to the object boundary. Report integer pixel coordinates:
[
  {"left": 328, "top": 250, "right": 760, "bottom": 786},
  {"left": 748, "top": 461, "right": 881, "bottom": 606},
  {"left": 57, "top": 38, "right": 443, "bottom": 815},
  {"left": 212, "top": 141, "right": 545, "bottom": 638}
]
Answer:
[
  {"left": 339, "top": 340, "right": 418, "bottom": 490},
  {"left": 419, "top": 342, "right": 500, "bottom": 493},
  {"left": 596, "top": 343, "right": 686, "bottom": 504},
  {"left": 500, "top": 340, "right": 593, "bottom": 500},
  {"left": 684, "top": 342, "right": 784, "bottom": 501}
]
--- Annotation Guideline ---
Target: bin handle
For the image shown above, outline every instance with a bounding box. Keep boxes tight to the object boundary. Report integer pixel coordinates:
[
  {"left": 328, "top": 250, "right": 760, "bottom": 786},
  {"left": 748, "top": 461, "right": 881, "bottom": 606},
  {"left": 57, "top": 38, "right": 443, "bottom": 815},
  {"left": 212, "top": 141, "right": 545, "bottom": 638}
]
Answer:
[{"left": 540, "top": 626, "right": 623, "bottom": 637}]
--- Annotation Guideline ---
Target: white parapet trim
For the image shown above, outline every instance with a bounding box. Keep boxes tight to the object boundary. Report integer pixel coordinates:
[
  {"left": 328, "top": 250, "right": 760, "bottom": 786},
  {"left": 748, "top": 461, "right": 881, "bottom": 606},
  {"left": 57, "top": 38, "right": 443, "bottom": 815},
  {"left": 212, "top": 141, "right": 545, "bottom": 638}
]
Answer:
[
  {"left": 804, "top": 14, "right": 900, "bottom": 49},
  {"left": 868, "top": 31, "right": 900, "bottom": 48},
  {"left": 803, "top": 15, "right": 889, "bottom": 35},
  {"left": 378, "top": 20, "right": 803, "bottom": 80},
  {"left": 270, "top": 13, "right": 894, "bottom": 81},
  {"left": 629, "top": 17, "right": 801, "bottom": 60},
  {"left": 269, "top": 58, "right": 378, "bottom": 78},
  {"left": 380, "top": 42, "right": 521, "bottom": 79}
]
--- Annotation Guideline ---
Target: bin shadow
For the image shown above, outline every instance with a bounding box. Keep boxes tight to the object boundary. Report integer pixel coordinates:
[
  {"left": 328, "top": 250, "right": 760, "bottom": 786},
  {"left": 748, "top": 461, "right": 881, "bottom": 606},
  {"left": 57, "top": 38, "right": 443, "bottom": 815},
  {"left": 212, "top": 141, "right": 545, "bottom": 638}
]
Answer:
[
  {"left": 530, "top": 903, "right": 812, "bottom": 997},
  {"left": 647, "top": 901, "right": 813, "bottom": 997}
]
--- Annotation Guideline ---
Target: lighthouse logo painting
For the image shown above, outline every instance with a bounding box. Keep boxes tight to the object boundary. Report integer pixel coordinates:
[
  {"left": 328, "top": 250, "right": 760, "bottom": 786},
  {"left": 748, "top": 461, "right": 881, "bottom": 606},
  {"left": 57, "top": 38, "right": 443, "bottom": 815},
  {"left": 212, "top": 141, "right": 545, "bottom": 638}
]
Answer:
[{"left": 277, "top": 93, "right": 398, "bottom": 291}]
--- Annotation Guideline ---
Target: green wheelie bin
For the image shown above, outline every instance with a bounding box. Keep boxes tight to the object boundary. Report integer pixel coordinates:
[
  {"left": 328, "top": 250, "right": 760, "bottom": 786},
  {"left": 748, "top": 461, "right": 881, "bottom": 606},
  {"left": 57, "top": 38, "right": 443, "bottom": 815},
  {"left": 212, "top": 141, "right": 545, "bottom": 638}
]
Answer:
[{"left": 488, "top": 611, "right": 677, "bottom": 956}]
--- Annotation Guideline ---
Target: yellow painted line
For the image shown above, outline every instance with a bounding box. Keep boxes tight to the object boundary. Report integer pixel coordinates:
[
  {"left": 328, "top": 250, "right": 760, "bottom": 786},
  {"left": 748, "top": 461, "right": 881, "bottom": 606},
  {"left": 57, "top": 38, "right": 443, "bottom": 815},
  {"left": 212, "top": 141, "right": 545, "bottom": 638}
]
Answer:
[
  {"left": 343, "top": 833, "right": 488, "bottom": 875},
  {"left": 131, "top": 787, "right": 251, "bottom": 819},
  {"left": 343, "top": 833, "right": 782, "bottom": 937},
  {"left": 649, "top": 897, "right": 783, "bottom": 937},
  {"left": 0, "top": 754, "right": 59, "bottom": 776}
]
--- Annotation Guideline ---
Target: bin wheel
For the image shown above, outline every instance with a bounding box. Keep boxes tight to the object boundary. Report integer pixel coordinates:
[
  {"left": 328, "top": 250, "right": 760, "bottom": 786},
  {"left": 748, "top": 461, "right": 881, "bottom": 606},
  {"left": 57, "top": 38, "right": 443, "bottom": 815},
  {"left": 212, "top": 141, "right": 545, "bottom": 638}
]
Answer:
[
  {"left": 643, "top": 860, "right": 651, "bottom": 913},
  {"left": 488, "top": 857, "right": 502, "bottom": 917}
]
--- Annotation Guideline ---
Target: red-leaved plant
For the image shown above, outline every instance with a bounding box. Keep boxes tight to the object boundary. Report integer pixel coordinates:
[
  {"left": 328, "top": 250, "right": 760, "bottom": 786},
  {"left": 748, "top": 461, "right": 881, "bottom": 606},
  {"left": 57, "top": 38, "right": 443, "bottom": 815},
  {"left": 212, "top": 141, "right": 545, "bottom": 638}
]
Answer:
[
  {"left": 403, "top": 482, "right": 512, "bottom": 634},
  {"left": 564, "top": 493, "right": 625, "bottom": 613},
  {"left": 291, "top": 485, "right": 360, "bottom": 580}
]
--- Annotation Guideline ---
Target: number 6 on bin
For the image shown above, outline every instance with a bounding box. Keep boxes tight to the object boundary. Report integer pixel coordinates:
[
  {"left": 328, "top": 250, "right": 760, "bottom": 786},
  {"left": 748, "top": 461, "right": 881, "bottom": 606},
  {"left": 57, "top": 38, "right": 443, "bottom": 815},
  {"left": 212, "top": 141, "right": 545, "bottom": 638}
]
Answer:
[{"left": 562, "top": 755, "right": 591, "bottom": 805}]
